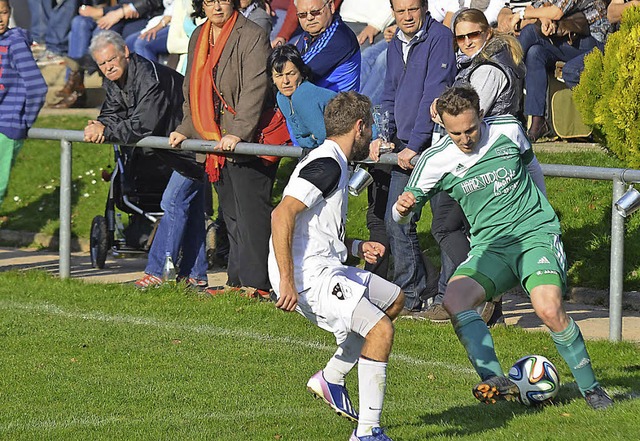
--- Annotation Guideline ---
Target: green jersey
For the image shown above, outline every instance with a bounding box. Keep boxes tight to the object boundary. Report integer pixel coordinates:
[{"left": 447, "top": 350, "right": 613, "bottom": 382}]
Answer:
[{"left": 406, "top": 115, "right": 560, "bottom": 249}]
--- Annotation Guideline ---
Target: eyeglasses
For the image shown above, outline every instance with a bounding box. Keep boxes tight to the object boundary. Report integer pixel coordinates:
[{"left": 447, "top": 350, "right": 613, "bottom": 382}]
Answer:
[
  {"left": 203, "top": 0, "right": 232, "bottom": 6},
  {"left": 296, "top": 0, "right": 331, "bottom": 20},
  {"left": 455, "top": 30, "right": 484, "bottom": 43}
]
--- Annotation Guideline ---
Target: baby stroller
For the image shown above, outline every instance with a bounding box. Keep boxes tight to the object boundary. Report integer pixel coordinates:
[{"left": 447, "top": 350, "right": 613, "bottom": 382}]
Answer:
[{"left": 90, "top": 145, "right": 172, "bottom": 268}]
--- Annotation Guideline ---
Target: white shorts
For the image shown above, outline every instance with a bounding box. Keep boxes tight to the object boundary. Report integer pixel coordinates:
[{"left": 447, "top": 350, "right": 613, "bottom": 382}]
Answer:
[{"left": 293, "top": 265, "right": 401, "bottom": 344}]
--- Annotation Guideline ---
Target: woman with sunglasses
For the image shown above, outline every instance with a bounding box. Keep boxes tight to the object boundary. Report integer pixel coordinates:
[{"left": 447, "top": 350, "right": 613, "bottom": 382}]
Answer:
[
  {"left": 448, "top": 8, "right": 525, "bottom": 122},
  {"left": 169, "top": 0, "right": 274, "bottom": 298},
  {"left": 427, "top": 8, "right": 526, "bottom": 325},
  {"left": 268, "top": 45, "right": 336, "bottom": 149}
]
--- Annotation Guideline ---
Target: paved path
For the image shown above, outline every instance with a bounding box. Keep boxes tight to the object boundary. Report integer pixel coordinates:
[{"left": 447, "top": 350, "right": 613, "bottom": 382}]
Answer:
[{"left": 2, "top": 247, "right": 640, "bottom": 343}]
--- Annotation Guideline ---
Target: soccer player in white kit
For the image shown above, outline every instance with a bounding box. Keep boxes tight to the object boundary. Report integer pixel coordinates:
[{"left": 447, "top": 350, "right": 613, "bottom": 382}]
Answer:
[{"left": 269, "top": 92, "right": 405, "bottom": 441}]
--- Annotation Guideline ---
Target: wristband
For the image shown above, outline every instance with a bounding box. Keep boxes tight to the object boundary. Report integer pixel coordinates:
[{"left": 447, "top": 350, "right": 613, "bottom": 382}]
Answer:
[{"left": 351, "top": 240, "right": 362, "bottom": 257}]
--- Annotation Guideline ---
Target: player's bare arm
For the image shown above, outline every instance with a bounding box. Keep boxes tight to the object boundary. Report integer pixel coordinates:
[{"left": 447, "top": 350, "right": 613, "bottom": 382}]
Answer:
[{"left": 271, "top": 195, "right": 308, "bottom": 312}]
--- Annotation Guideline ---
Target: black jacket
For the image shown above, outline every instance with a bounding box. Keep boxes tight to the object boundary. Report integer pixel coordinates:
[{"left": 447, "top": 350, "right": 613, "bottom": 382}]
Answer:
[{"left": 98, "top": 53, "right": 203, "bottom": 180}]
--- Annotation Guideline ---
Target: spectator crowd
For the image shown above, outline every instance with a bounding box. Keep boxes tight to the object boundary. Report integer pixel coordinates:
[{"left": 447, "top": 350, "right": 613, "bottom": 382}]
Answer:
[{"left": 5, "top": 0, "right": 627, "bottom": 318}]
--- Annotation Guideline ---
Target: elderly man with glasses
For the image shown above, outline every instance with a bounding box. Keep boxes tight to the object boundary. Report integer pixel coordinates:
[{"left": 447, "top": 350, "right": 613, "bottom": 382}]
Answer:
[{"left": 291, "top": 0, "right": 361, "bottom": 92}]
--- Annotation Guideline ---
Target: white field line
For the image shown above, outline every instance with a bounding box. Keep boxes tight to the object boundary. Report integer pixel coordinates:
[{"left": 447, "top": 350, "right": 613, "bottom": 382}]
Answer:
[
  {"left": 0, "top": 300, "right": 475, "bottom": 375},
  {"left": 0, "top": 301, "right": 477, "bottom": 432}
]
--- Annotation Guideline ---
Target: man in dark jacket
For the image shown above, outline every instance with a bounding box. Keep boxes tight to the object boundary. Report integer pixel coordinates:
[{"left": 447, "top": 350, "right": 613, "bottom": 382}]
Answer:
[
  {"left": 83, "top": 30, "right": 208, "bottom": 291},
  {"left": 378, "top": 0, "right": 455, "bottom": 314}
]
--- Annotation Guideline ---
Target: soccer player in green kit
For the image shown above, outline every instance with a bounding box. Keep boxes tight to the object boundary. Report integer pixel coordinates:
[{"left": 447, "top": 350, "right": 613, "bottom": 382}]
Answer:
[{"left": 393, "top": 86, "right": 613, "bottom": 410}]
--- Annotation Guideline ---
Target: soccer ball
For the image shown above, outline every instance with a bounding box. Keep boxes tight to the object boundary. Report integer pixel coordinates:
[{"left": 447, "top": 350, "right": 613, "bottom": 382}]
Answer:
[{"left": 508, "top": 355, "right": 560, "bottom": 406}]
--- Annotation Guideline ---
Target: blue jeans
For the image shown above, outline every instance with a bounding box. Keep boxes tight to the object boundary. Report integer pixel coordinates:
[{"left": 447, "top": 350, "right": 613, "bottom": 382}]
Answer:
[
  {"left": 126, "top": 27, "right": 169, "bottom": 63},
  {"left": 384, "top": 168, "right": 428, "bottom": 310},
  {"left": 144, "top": 171, "right": 207, "bottom": 281},
  {"left": 28, "top": 0, "right": 77, "bottom": 54},
  {"left": 518, "top": 24, "right": 600, "bottom": 116},
  {"left": 68, "top": 12, "right": 147, "bottom": 60},
  {"left": 360, "top": 40, "right": 388, "bottom": 106}
]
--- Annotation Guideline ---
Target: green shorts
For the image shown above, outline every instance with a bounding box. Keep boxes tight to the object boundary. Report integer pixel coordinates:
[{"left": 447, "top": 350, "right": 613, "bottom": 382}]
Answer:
[{"left": 453, "top": 233, "right": 567, "bottom": 300}]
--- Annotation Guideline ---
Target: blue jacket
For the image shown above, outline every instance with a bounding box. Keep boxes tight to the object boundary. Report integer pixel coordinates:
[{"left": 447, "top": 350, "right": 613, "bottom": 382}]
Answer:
[
  {"left": 294, "top": 15, "right": 360, "bottom": 92},
  {"left": 381, "top": 14, "right": 455, "bottom": 153},
  {"left": 0, "top": 28, "right": 47, "bottom": 140},
  {"left": 277, "top": 81, "right": 336, "bottom": 148}
]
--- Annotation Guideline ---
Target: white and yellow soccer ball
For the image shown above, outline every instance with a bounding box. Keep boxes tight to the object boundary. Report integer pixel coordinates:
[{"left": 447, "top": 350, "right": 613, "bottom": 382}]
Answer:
[{"left": 508, "top": 355, "right": 560, "bottom": 406}]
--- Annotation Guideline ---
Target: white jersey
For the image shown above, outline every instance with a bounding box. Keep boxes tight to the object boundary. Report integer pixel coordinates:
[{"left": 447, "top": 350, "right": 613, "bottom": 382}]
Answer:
[{"left": 268, "top": 140, "right": 350, "bottom": 294}]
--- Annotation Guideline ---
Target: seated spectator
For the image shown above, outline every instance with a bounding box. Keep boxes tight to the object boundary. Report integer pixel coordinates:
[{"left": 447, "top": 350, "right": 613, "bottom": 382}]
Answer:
[
  {"left": 240, "top": 0, "right": 272, "bottom": 34},
  {"left": 497, "top": 1, "right": 611, "bottom": 141},
  {"left": 28, "top": 0, "right": 79, "bottom": 66},
  {"left": 0, "top": 0, "right": 48, "bottom": 209},
  {"left": 268, "top": 45, "right": 336, "bottom": 148},
  {"left": 51, "top": 0, "right": 164, "bottom": 108},
  {"left": 430, "top": 0, "right": 505, "bottom": 27},
  {"left": 291, "top": 0, "right": 360, "bottom": 92},
  {"left": 126, "top": 0, "right": 174, "bottom": 63},
  {"left": 81, "top": 30, "right": 208, "bottom": 290}
]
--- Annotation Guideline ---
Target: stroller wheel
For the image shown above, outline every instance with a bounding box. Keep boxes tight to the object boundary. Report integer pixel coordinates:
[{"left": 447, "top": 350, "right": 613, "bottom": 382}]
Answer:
[{"left": 90, "top": 215, "right": 109, "bottom": 269}]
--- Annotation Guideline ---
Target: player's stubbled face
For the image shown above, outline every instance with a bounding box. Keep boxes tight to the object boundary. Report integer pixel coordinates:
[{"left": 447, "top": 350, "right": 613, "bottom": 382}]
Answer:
[{"left": 441, "top": 109, "right": 482, "bottom": 154}]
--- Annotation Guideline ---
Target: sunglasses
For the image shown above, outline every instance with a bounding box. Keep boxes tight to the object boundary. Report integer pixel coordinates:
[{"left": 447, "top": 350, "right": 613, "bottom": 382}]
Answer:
[
  {"left": 296, "top": 0, "right": 331, "bottom": 20},
  {"left": 455, "top": 30, "right": 484, "bottom": 43},
  {"left": 203, "top": 0, "right": 232, "bottom": 6}
]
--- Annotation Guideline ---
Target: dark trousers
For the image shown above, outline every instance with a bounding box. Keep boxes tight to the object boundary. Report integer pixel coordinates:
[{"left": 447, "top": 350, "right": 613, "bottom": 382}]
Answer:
[
  {"left": 215, "top": 159, "right": 277, "bottom": 291},
  {"left": 365, "top": 163, "right": 392, "bottom": 279}
]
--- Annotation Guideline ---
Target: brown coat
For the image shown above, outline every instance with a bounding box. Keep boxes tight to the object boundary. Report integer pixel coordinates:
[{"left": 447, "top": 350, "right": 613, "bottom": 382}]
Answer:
[{"left": 175, "top": 14, "right": 270, "bottom": 146}]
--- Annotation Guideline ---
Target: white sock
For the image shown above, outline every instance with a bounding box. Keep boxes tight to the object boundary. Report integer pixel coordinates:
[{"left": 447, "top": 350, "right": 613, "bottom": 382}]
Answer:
[
  {"left": 356, "top": 357, "right": 387, "bottom": 437},
  {"left": 323, "top": 333, "right": 365, "bottom": 385}
]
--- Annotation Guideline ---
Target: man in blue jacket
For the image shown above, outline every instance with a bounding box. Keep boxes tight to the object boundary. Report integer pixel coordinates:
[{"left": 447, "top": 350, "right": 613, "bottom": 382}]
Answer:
[
  {"left": 293, "top": 0, "right": 361, "bottom": 92},
  {"left": 378, "top": 0, "right": 455, "bottom": 314}
]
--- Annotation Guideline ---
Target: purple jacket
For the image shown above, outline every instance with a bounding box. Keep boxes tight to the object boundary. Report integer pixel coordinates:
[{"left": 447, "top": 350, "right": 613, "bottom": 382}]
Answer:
[
  {"left": 381, "top": 14, "right": 455, "bottom": 153},
  {"left": 0, "top": 28, "right": 47, "bottom": 140}
]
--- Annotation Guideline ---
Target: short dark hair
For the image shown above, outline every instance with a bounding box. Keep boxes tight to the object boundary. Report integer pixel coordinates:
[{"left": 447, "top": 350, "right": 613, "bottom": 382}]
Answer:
[
  {"left": 435, "top": 86, "right": 481, "bottom": 119},
  {"left": 390, "top": 0, "right": 427, "bottom": 9},
  {"left": 192, "top": 0, "right": 240, "bottom": 19},
  {"left": 267, "top": 45, "right": 312, "bottom": 82},
  {"left": 324, "top": 92, "right": 373, "bottom": 138}
]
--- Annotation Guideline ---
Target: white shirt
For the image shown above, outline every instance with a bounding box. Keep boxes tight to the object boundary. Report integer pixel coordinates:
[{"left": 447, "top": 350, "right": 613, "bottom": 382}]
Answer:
[{"left": 268, "top": 140, "right": 350, "bottom": 293}]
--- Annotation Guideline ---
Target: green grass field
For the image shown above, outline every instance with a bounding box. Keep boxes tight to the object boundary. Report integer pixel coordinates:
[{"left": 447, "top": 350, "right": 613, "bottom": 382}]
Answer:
[{"left": 1, "top": 271, "right": 639, "bottom": 440}]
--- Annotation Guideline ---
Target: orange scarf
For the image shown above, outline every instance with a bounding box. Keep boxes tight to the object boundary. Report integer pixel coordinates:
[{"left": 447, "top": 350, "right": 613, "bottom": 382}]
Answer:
[{"left": 190, "top": 11, "right": 238, "bottom": 182}]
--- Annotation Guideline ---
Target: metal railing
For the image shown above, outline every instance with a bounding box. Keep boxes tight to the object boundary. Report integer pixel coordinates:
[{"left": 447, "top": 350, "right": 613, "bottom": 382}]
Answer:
[{"left": 26, "top": 128, "right": 640, "bottom": 342}]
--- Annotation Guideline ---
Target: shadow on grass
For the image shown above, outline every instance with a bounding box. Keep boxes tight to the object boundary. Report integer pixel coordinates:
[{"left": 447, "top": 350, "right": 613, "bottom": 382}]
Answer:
[{"left": 1, "top": 178, "right": 83, "bottom": 239}]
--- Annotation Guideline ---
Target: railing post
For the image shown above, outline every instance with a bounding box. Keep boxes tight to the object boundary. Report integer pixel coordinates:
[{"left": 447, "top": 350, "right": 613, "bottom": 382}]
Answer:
[
  {"left": 609, "top": 177, "right": 625, "bottom": 342},
  {"left": 59, "top": 138, "right": 72, "bottom": 279}
]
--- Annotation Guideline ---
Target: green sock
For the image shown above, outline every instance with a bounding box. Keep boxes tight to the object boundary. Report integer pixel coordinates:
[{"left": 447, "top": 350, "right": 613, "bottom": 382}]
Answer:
[
  {"left": 452, "top": 310, "right": 503, "bottom": 380},
  {"left": 550, "top": 318, "right": 599, "bottom": 395}
]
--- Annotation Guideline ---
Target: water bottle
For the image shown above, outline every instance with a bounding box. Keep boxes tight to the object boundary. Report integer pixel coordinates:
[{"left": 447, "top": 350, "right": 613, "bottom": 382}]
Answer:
[
  {"left": 162, "top": 252, "right": 176, "bottom": 283},
  {"left": 114, "top": 213, "right": 126, "bottom": 245}
]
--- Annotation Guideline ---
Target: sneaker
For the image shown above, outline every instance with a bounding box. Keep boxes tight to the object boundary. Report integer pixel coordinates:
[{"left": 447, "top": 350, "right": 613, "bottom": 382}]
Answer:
[
  {"left": 396, "top": 306, "right": 426, "bottom": 320},
  {"left": 134, "top": 273, "right": 163, "bottom": 289},
  {"left": 177, "top": 276, "right": 208, "bottom": 292},
  {"left": 422, "top": 303, "right": 450, "bottom": 323},
  {"left": 242, "top": 288, "right": 274, "bottom": 301},
  {"left": 584, "top": 386, "right": 613, "bottom": 410},
  {"left": 306, "top": 370, "right": 358, "bottom": 422},
  {"left": 473, "top": 376, "right": 521, "bottom": 405},
  {"left": 204, "top": 285, "right": 244, "bottom": 296},
  {"left": 349, "top": 427, "right": 393, "bottom": 441},
  {"left": 36, "top": 50, "right": 65, "bottom": 67}
]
